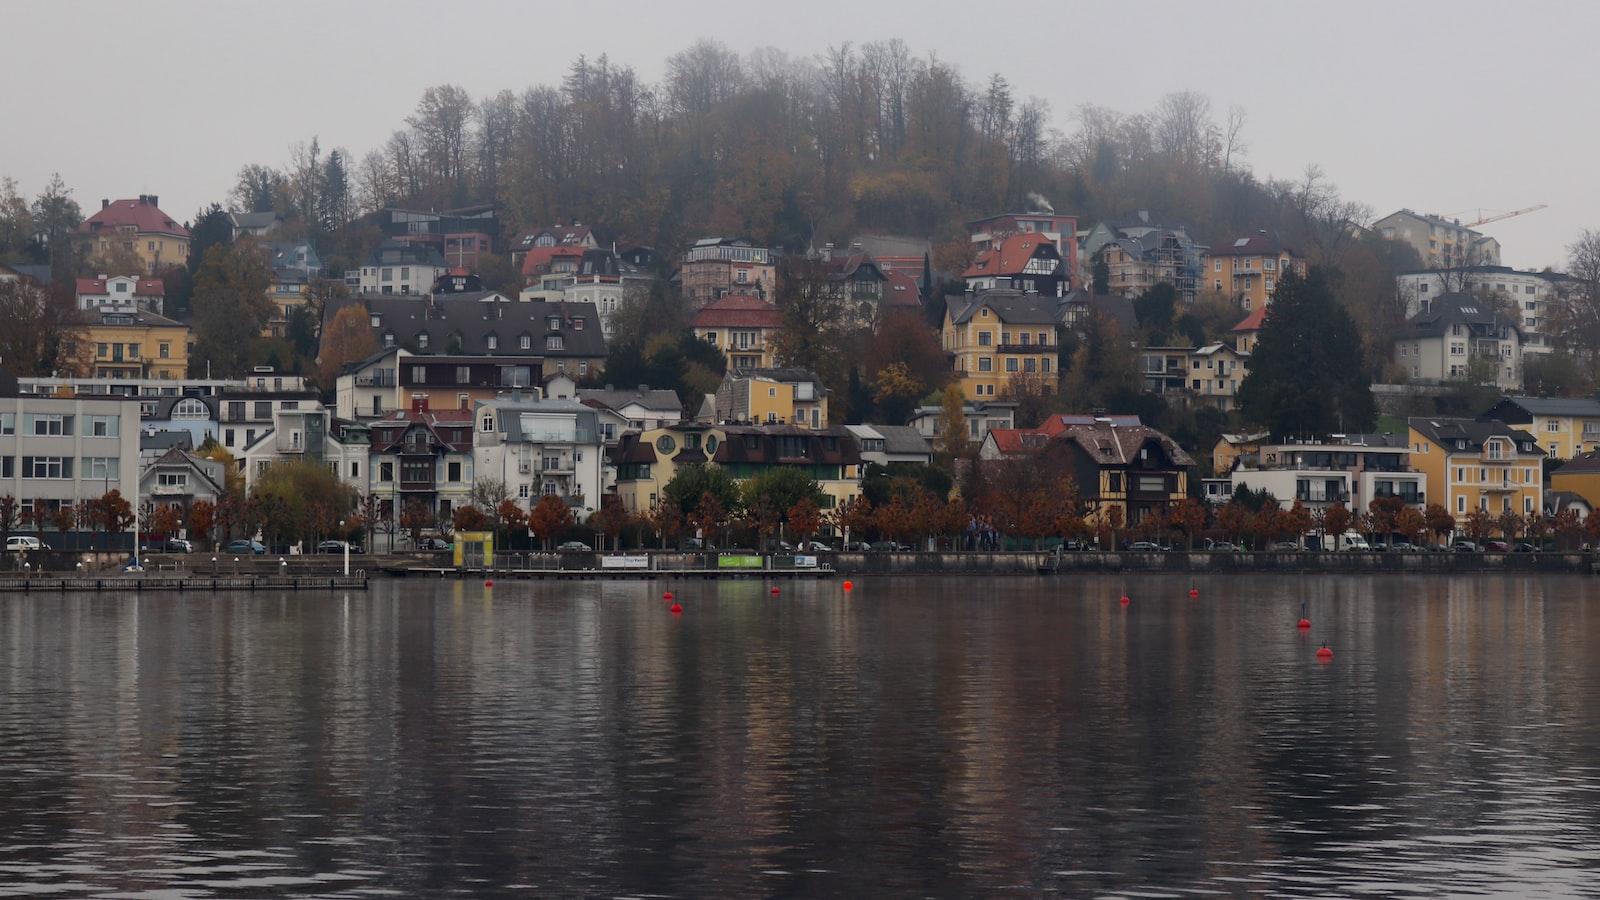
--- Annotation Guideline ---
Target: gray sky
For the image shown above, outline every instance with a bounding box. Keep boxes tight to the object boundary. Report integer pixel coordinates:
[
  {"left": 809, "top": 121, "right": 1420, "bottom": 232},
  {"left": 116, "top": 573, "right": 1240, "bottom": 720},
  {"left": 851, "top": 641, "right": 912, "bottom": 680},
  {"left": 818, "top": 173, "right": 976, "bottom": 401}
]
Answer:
[{"left": 7, "top": 0, "right": 1594, "bottom": 269}]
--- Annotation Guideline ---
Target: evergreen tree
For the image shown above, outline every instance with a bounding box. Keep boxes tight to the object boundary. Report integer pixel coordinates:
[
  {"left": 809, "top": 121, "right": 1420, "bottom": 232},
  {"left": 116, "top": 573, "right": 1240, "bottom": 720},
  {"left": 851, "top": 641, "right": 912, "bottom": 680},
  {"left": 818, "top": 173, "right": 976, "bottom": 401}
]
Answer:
[
  {"left": 319, "top": 149, "right": 350, "bottom": 232},
  {"left": 187, "top": 204, "right": 235, "bottom": 275},
  {"left": 1237, "top": 267, "right": 1374, "bottom": 437},
  {"left": 1092, "top": 258, "right": 1110, "bottom": 295}
]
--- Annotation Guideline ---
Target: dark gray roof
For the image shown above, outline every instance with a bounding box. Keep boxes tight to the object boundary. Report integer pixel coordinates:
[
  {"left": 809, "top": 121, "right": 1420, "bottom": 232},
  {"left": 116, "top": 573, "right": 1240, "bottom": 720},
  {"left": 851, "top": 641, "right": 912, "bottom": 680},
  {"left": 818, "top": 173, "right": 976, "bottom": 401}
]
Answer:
[
  {"left": 324, "top": 294, "right": 606, "bottom": 359},
  {"left": 578, "top": 387, "right": 683, "bottom": 413},
  {"left": 1400, "top": 265, "right": 1573, "bottom": 283},
  {"left": 1399, "top": 292, "right": 1519, "bottom": 340},
  {"left": 229, "top": 211, "right": 281, "bottom": 229},
  {"left": 365, "top": 239, "right": 445, "bottom": 268},
  {"left": 140, "top": 430, "right": 194, "bottom": 451},
  {"left": 1408, "top": 416, "right": 1538, "bottom": 452},
  {"left": 872, "top": 424, "right": 931, "bottom": 455},
  {"left": 1059, "top": 289, "right": 1137, "bottom": 334},
  {"left": 947, "top": 288, "right": 1060, "bottom": 326},
  {"left": 1483, "top": 396, "right": 1600, "bottom": 420}
]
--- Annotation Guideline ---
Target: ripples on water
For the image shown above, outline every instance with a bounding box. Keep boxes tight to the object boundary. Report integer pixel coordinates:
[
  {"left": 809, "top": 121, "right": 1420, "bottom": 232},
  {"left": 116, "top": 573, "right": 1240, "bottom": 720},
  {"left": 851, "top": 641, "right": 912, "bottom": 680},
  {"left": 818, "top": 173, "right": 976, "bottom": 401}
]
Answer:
[{"left": 1, "top": 575, "right": 1599, "bottom": 896}]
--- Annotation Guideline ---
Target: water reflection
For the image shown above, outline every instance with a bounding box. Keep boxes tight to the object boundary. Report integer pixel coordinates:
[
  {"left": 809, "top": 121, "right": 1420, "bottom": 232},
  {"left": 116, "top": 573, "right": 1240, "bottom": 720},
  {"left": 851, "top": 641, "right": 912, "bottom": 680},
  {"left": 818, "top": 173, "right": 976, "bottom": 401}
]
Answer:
[{"left": 1, "top": 575, "right": 1598, "bottom": 896}]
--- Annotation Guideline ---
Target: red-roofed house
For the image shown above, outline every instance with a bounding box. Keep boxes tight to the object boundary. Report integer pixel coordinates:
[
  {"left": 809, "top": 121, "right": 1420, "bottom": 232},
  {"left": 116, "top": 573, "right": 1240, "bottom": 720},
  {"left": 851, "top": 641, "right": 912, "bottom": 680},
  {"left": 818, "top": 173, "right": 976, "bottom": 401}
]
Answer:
[
  {"left": 519, "top": 245, "right": 588, "bottom": 291},
  {"left": 510, "top": 224, "right": 597, "bottom": 268},
  {"left": 962, "top": 233, "right": 1066, "bottom": 296},
  {"left": 967, "top": 212, "right": 1079, "bottom": 290},
  {"left": 884, "top": 271, "right": 923, "bottom": 309},
  {"left": 1231, "top": 305, "right": 1267, "bottom": 353},
  {"left": 78, "top": 195, "right": 190, "bottom": 273},
  {"left": 692, "top": 294, "right": 782, "bottom": 369},
  {"left": 75, "top": 274, "right": 166, "bottom": 315}
]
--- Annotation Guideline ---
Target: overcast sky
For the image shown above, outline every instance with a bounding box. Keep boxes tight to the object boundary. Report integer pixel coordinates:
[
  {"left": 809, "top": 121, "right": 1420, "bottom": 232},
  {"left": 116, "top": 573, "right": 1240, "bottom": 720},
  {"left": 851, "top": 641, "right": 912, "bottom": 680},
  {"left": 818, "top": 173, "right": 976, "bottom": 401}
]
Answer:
[{"left": 7, "top": 0, "right": 1594, "bottom": 269}]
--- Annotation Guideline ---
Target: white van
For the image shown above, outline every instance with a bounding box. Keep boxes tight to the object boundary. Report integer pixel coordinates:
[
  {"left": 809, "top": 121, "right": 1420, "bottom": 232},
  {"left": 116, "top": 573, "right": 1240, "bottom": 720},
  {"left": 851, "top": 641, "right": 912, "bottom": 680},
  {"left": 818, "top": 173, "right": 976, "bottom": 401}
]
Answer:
[
  {"left": 1338, "top": 532, "right": 1371, "bottom": 552},
  {"left": 5, "top": 536, "right": 48, "bottom": 551}
]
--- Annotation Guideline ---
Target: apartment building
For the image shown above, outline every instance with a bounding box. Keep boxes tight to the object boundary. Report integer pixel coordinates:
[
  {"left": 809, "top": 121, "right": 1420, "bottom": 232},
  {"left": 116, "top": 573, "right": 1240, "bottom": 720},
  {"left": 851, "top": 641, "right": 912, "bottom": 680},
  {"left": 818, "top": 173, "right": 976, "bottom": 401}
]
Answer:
[
  {"left": 1478, "top": 396, "right": 1600, "bottom": 460},
  {"left": 472, "top": 397, "right": 606, "bottom": 507},
  {"left": 942, "top": 289, "right": 1059, "bottom": 401},
  {"left": 1408, "top": 417, "right": 1543, "bottom": 518},
  {"left": 81, "top": 308, "right": 190, "bottom": 380},
  {"left": 712, "top": 368, "right": 830, "bottom": 429},
  {"left": 1396, "top": 267, "right": 1573, "bottom": 353},
  {"left": 1394, "top": 292, "right": 1522, "bottom": 390},
  {"left": 77, "top": 195, "right": 190, "bottom": 273},
  {"left": 967, "top": 211, "right": 1079, "bottom": 289},
  {"left": 1203, "top": 232, "right": 1304, "bottom": 311},
  {"left": 680, "top": 238, "right": 776, "bottom": 307},
  {"left": 0, "top": 382, "right": 141, "bottom": 528},
  {"left": 1373, "top": 209, "right": 1502, "bottom": 268},
  {"left": 612, "top": 422, "right": 861, "bottom": 513},
  {"left": 1230, "top": 434, "right": 1425, "bottom": 513},
  {"left": 692, "top": 294, "right": 783, "bottom": 370}
]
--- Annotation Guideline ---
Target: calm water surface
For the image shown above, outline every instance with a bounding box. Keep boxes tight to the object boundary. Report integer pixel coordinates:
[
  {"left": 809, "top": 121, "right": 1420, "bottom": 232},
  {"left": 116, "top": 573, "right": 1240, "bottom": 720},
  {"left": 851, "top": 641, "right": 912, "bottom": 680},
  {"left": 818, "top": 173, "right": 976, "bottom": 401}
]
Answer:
[{"left": 2, "top": 574, "right": 1600, "bottom": 897}]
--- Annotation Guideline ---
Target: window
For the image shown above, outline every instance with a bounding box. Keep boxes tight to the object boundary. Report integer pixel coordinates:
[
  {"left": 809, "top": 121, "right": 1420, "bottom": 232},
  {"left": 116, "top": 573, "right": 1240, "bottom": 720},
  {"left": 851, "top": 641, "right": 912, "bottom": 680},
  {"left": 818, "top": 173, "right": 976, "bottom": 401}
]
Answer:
[
  {"left": 0, "top": 413, "right": 11, "bottom": 435},
  {"left": 548, "top": 316, "right": 561, "bottom": 330},
  {"left": 1006, "top": 358, "right": 1019, "bottom": 372},
  {"left": 417, "top": 333, "right": 430, "bottom": 350},
  {"left": 84, "top": 415, "right": 119, "bottom": 437},
  {"left": 22, "top": 456, "right": 71, "bottom": 479},
  {"left": 487, "top": 335, "right": 498, "bottom": 350},
  {"left": 84, "top": 457, "right": 120, "bottom": 480},
  {"left": 159, "top": 342, "right": 170, "bottom": 358},
  {"left": 97, "top": 343, "right": 108, "bottom": 359},
  {"left": 573, "top": 318, "right": 584, "bottom": 331},
  {"left": 156, "top": 470, "right": 185, "bottom": 488},
  {"left": 546, "top": 336, "right": 564, "bottom": 350},
  {"left": 1457, "top": 495, "right": 1466, "bottom": 513},
  {"left": 350, "top": 461, "right": 360, "bottom": 479},
  {"left": 978, "top": 331, "right": 992, "bottom": 346},
  {"left": 412, "top": 366, "right": 427, "bottom": 383},
  {"left": 380, "top": 462, "right": 394, "bottom": 482},
  {"left": 978, "top": 357, "right": 993, "bottom": 372},
  {"left": 520, "top": 335, "right": 531, "bottom": 350},
  {"left": 253, "top": 401, "right": 271, "bottom": 420},
  {"left": 447, "top": 461, "right": 462, "bottom": 482},
  {"left": 1214, "top": 259, "right": 1222, "bottom": 272},
  {"left": 456, "top": 366, "right": 471, "bottom": 384},
  {"left": 1264, "top": 258, "right": 1277, "bottom": 271}
]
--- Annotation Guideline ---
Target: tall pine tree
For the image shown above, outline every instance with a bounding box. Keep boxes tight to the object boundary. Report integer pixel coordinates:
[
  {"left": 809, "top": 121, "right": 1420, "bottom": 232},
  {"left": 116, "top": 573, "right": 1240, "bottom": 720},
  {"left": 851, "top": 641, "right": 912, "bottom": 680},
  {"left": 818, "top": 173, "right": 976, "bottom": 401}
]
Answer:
[{"left": 1237, "top": 267, "right": 1374, "bottom": 438}]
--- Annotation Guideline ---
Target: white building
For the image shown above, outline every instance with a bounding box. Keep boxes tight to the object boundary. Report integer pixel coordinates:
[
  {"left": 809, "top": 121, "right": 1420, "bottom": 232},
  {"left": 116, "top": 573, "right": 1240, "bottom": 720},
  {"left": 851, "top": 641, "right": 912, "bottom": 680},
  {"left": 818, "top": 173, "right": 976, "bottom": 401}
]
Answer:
[
  {"left": 0, "top": 390, "right": 141, "bottom": 533},
  {"left": 844, "top": 424, "right": 933, "bottom": 467},
  {"left": 352, "top": 241, "right": 448, "bottom": 295},
  {"left": 1372, "top": 209, "right": 1502, "bottom": 269},
  {"left": 75, "top": 274, "right": 165, "bottom": 315},
  {"left": 1394, "top": 292, "right": 1523, "bottom": 390},
  {"left": 472, "top": 398, "right": 606, "bottom": 508},
  {"left": 1230, "top": 435, "right": 1426, "bottom": 513},
  {"left": 1396, "top": 267, "right": 1574, "bottom": 354}
]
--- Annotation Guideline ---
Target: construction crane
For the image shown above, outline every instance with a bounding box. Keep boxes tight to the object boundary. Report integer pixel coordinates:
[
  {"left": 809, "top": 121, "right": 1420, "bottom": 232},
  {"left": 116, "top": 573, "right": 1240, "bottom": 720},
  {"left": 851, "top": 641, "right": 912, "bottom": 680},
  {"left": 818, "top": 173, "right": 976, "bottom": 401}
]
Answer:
[{"left": 1458, "top": 205, "right": 1548, "bottom": 228}]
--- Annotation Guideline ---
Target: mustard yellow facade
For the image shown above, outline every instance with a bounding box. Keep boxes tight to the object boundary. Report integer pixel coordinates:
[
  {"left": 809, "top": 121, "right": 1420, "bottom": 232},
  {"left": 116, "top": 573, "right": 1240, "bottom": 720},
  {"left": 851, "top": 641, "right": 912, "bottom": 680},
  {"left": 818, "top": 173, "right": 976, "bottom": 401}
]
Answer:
[
  {"left": 1550, "top": 464, "right": 1600, "bottom": 512},
  {"left": 80, "top": 313, "right": 190, "bottom": 380},
  {"left": 1408, "top": 420, "right": 1543, "bottom": 520},
  {"left": 942, "top": 291, "right": 1058, "bottom": 402},
  {"left": 1205, "top": 236, "right": 1305, "bottom": 311},
  {"left": 86, "top": 232, "right": 190, "bottom": 274},
  {"left": 265, "top": 279, "right": 309, "bottom": 338},
  {"left": 698, "top": 325, "right": 776, "bottom": 369}
]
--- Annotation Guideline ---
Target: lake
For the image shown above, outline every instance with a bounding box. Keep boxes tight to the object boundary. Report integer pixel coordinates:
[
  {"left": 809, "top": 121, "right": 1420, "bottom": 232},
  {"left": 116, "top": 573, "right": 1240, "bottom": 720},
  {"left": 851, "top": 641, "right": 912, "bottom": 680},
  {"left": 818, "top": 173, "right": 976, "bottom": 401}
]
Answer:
[{"left": 2, "top": 574, "right": 1599, "bottom": 896}]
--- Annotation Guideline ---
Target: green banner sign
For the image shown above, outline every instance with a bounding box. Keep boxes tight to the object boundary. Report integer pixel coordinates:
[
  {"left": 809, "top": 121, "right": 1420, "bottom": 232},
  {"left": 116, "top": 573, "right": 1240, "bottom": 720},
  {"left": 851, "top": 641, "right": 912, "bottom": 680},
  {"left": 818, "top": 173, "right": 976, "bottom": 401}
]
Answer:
[{"left": 717, "top": 554, "right": 763, "bottom": 569}]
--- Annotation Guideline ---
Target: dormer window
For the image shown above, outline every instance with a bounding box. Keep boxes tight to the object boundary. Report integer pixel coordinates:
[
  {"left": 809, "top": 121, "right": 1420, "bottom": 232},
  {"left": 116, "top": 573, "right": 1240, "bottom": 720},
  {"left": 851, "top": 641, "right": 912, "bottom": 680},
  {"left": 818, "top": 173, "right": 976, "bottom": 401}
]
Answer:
[
  {"left": 384, "top": 332, "right": 395, "bottom": 347},
  {"left": 547, "top": 316, "right": 561, "bottom": 330},
  {"left": 480, "top": 412, "right": 495, "bottom": 433},
  {"left": 417, "top": 333, "right": 430, "bottom": 349},
  {"left": 520, "top": 335, "right": 531, "bottom": 350},
  {"left": 487, "top": 335, "right": 498, "bottom": 350},
  {"left": 546, "top": 335, "right": 564, "bottom": 350},
  {"left": 371, "top": 315, "right": 381, "bottom": 327},
  {"left": 573, "top": 318, "right": 584, "bottom": 331}
]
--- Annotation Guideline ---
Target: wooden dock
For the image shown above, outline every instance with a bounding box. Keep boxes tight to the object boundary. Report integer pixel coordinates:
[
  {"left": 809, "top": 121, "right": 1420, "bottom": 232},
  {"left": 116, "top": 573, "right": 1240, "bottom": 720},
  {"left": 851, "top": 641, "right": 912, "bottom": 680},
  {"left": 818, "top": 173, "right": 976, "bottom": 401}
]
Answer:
[
  {"left": 395, "top": 566, "right": 832, "bottom": 581},
  {"left": 0, "top": 573, "right": 370, "bottom": 593}
]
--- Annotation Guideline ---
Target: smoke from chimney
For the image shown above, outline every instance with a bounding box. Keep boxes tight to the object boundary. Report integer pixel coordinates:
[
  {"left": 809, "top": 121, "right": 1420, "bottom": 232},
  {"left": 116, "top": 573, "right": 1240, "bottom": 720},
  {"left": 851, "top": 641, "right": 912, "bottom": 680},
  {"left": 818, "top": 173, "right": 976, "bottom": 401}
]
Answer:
[{"left": 1026, "top": 192, "right": 1055, "bottom": 215}]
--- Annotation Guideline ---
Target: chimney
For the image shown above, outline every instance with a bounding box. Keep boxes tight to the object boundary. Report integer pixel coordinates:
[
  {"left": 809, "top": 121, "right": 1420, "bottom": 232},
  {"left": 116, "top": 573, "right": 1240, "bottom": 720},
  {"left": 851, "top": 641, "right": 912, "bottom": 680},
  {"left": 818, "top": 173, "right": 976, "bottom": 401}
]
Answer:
[
  {"left": 411, "top": 394, "right": 428, "bottom": 413},
  {"left": 101, "top": 199, "right": 110, "bottom": 210},
  {"left": 637, "top": 384, "right": 648, "bottom": 392}
]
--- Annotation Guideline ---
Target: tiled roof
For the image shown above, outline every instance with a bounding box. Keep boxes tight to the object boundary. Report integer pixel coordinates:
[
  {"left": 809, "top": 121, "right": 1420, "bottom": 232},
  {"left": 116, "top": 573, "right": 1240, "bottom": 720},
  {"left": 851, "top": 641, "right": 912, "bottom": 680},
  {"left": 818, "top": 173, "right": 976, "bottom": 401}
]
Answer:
[
  {"left": 76, "top": 276, "right": 164, "bottom": 296},
  {"left": 884, "top": 271, "right": 922, "bottom": 307},
  {"left": 1484, "top": 396, "right": 1600, "bottom": 419},
  {"left": 963, "top": 233, "right": 1055, "bottom": 278},
  {"left": 1036, "top": 415, "right": 1141, "bottom": 436},
  {"left": 691, "top": 293, "right": 781, "bottom": 329},
  {"left": 947, "top": 289, "right": 1059, "bottom": 326},
  {"left": 1232, "top": 306, "right": 1267, "bottom": 332},
  {"left": 1055, "top": 423, "right": 1196, "bottom": 467},
  {"left": 578, "top": 387, "right": 683, "bottom": 414},
  {"left": 513, "top": 225, "right": 593, "bottom": 251},
  {"left": 324, "top": 293, "right": 606, "bottom": 359},
  {"left": 985, "top": 428, "right": 1052, "bottom": 455},
  {"left": 1208, "top": 232, "right": 1293, "bottom": 257},
  {"left": 80, "top": 198, "right": 189, "bottom": 238},
  {"left": 1408, "top": 416, "right": 1537, "bottom": 452},
  {"left": 520, "top": 244, "right": 588, "bottom": 278}
]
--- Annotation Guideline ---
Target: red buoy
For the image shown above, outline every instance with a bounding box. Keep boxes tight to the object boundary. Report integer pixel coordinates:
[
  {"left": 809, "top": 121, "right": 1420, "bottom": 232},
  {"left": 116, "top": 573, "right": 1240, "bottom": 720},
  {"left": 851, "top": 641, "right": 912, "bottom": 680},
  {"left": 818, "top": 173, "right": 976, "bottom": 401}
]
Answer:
[
  {"left": 1297, "top": 618, "right": 1312, "bottom": 630},
  {"left": 484, "top": 579, "right": 494, "bottom": 588},
  {"left": 1119, "top": 595, "right": 1131, "bottom": 607},
  {"left": 843, "top": 580, "right": 853, "bottom": 591},
  {"left": 1188, "top": 587, "right": 1199, "bottom": 599},
  {"left": 1316, "top": 644, "right": 1334, "bottom": 660},
  {"left": 663, "top": 590, "right": 674, "bottom": 601},
  {"left": 770, "top": 586, "right": 780, "bottom": 596},
  {"left": 669, "top": 602, "right": 683, "bottom": 614}
]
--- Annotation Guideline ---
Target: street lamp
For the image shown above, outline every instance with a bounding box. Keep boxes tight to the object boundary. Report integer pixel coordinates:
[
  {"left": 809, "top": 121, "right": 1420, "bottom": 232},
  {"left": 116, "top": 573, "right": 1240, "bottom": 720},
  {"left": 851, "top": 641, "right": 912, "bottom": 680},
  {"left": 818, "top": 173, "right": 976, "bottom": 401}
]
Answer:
[{"left": 338, "top": 519, "right": 349, "bottom": 576}]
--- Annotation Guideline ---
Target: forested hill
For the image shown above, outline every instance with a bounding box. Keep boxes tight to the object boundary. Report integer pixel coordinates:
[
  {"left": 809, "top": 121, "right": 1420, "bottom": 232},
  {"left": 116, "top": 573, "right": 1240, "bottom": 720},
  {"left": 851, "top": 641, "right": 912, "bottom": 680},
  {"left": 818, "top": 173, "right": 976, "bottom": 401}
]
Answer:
[{"left": 229, "top": 39, "right": 1375, "bottom": 269}]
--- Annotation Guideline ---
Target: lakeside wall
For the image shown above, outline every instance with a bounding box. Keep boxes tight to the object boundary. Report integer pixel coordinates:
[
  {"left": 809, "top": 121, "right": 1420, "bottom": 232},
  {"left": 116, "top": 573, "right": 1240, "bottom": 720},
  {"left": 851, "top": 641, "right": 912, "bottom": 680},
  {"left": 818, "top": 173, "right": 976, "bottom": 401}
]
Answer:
[{"left": 832, "top": 550, "right": 1598, "bottom": 575}]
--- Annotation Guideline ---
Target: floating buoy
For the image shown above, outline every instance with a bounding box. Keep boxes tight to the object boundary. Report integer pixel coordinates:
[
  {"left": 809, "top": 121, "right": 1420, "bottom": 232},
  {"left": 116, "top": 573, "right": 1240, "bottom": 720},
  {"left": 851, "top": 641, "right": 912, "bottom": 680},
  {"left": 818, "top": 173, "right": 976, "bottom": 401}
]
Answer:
[
  {"left": 1297, "top": 618, "right": 1312, "bottom": 630},
  {"left": 770, "top": 586, "right": 780, "bottom": 596},
  {"left": 669, "top": 602, "right": 683, "bottom": 614},
  {"left": 1188, "top": 587, "right": 1199, "bottom": 599},
  {"left": 1119, "top": 595, "right": 1131, "bottom": 607},
  {"left": 484, "top": 579, "right": 494, "bottom": 587},
  {"left": 1316, "top": 644, "right": 1334, "bottom": 660},
  {"left": 843, "top": 580, "right": 853, "bottom": 591},
  {"left": 663, "top": 590, "right": 674, "bottom": 601}
]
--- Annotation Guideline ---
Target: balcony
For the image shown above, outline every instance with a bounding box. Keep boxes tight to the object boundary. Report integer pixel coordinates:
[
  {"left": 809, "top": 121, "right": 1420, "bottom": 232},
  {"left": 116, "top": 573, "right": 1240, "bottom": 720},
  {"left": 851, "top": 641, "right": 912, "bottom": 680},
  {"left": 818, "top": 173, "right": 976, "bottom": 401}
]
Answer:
[
  {"left": 399, "top": 477, "right": 436, "bottom": 491},
  {"left": 1295, "top": 491, "right": 1350, "bottom": 504},
  {"left": 996, "top": 342, "right": 1049, "bottom": 354},
  {"left": 355, "top": 372, "right": 396, "bottom": 387}
]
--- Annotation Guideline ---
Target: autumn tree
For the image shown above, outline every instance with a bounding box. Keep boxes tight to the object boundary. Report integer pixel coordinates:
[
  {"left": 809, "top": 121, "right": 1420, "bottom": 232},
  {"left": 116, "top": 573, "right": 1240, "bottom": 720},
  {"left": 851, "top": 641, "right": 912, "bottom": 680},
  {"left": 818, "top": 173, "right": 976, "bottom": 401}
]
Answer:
[
  {"left": 528, "top": 494, "right": 574, "bottom": 550},
  {"left": 589, "top": 494, "right": 631, "bottom": 552},
  {"left": 1168, "top": 497, "right": 1207, "bottom": 549},
  {"left": 452, "top": 505, "right": 490, "bottom": 533},
  {"left": 497, "top": 499, "right": 528, "bottom": 546},
  {"left": 829, "top": 496, "right": 874, "bottom": 546},
  {"left": 399, "top": 500, "right": 433, "bottom": 546},
  {"left": 1462, "top": 507, "right": 1495, "bottom": 543},
  {"left": 0, "top": 279, "right": 87, "bottom": 377},
  {"left": 768, "top": 256, "right": 854, "bottom": 412},
  {"left": 192, "top": 239, "right": 275, "bottom": 376},
  {"left": 787, "top": 497, "right": 822, "bottom": 546},
  {"left": 642, "top": 497, "right": 684, "bottom": 549},
  {"left": 1322, "top": 502, "right": 1352, "bottom": 542},
  {"left": 149, "top": 504, "right": 182, "bottom": 540},
  {"left": 318, "top": 303, "right": 379, "bottom": 386},
  {"left": 933, "top": 384, "right": 971, "bottom": 465},
  {"left": 98, "top": 490, "right": 135, "bottom": 534},
  {"left": 1424, "top": 504, "right": 1456, "bottom": 546}
]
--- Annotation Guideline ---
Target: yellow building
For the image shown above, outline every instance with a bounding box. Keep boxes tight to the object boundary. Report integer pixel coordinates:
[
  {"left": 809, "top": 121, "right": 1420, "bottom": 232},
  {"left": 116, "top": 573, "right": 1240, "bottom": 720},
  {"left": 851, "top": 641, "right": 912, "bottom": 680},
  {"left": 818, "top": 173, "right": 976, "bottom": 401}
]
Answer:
[
  {"left": 80, "top": 309, "right": 190, "bottom": 380},
  {"left": 1550, "top": 452, "right": 1600, "bottom": 512},
  {"left": 612, "top": 422, "right": 861, "bottom": 514},
  {"left": 265, "top": 269, "right": 309, "bottom": 338},
  {"left": 942, "top": 289, "right": 1059, "bottom": 401},
  {"left": 1204, "top": 232, "right": 1305, "bottom": 311},
  {"left": 1408, "top": 417, "right": 1543, "bottom": 519},
  {"left": 1478, "top": 396, "right": 1600, "bottom": 460},
  {"left": 691, "top": 293, "right": 782, "bottom": 369},
  {"left": 712, "top": 368, "right": 829, "bottom": 429},
  {"left": 78, "top": 195, "right": 191, "bottom": 274},
  {"left": 1211, "top": 431, "right": 1270, "bottom": 476}
]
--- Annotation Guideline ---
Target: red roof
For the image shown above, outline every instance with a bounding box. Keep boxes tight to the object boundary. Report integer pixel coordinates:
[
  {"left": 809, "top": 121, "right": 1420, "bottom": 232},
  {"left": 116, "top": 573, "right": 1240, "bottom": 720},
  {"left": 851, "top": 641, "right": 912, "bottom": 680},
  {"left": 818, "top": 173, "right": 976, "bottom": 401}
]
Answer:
[
  {"left": 962, "top": 233, "right": 1054, "bottom": 278},
  {"left": 520, "top": 244, "right": 587, "bottom": 278},
  {"left": 692, "top": 293, "right": 782, "bottom": 329},
  {"left": 884, "top": 271, "right": 922, "bottom": 307},
  {"left": 76, "top": 276, "right": 164, "bottom": 296},
  {"left": 79, "top": 198, "right": 189, "bottom": 238},
  {"left": 985, "top": 428, "right": 1051, "bottom": 455},
  {"left": 1232, "top": 306, "right": 1267, "bottom": 332}
]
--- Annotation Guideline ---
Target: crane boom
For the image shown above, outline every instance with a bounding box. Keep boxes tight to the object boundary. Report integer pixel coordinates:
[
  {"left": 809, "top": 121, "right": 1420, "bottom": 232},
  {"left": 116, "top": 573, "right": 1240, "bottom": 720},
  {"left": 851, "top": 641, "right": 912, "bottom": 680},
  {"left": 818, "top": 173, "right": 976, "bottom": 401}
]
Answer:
[{"left": 1464, "top": 204, "right": 1548, "bottom": 228}]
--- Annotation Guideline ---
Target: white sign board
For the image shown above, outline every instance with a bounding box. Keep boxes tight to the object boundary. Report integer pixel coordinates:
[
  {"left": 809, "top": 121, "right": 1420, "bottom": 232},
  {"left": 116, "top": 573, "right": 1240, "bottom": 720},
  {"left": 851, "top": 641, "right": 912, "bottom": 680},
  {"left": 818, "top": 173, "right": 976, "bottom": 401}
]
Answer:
[
  {"left": 794, "top": 555, "right": 818, "bottom": 568},
  {"left": 601, "top": 555, "right": 651, "bottom": 570}
]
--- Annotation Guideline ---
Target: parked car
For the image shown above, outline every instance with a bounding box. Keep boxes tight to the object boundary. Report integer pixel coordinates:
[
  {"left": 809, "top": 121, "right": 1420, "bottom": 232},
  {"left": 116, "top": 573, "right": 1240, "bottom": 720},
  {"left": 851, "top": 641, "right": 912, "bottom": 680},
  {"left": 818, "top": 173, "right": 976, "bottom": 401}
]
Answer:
[
  {"left": 1270, "top": 541, "right": 1302, "bottom": 552},
  {"left": 683, "top": 537, "right": 716, "bottom": 551},
  {"left": 1390, "top": 541, "right": 1423, "bottom": 553},
  {"left": 796, "top": 540, "right": 834, "bottom": 552},
  {"left": 164, "top": 538, "right": 193, "bottom": 554},
  {"left": 1484, "top": 540, "right": 1511, "bottom": 553},
  {"left": 5, "top": 536, "right": 48, "bottom": 551},
  {"left": 1452, "top": 541, "right": 1480, "bottom": 553},
  {"left": 868, "top": 541, "right": 912, "bottom": 552},
  {"left": 1205, "top": 539, "right": 1242, "bottom": 552},
  {"left": 1512, "top": 543, "right": 1540, "bottom": 553},
  {"left": 415, "top": 537, "right": 451, "bottom": 551},
  {"left": 556, "top": 540, "right": 592, "bottom": 552},
  {"left": 1061, "top": 539, "right": 1091, "bottom": 551},
  {"left": 1128, "top": 541, "right": 1168, "bottom": 551},
  {"left": 225, "top": 539, "right": 266, "bottom": 555},
  {"left": 317, "top": 540, "right": 362, "bottom": 554}
]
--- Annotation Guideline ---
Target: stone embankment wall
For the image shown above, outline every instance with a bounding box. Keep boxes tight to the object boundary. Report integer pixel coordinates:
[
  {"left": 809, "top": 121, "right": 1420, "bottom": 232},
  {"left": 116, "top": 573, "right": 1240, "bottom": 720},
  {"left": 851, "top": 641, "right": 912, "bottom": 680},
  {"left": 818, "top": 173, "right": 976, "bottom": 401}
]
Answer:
[{"left": 832, "top": 551, "right": 1597, "bottom": 575}]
